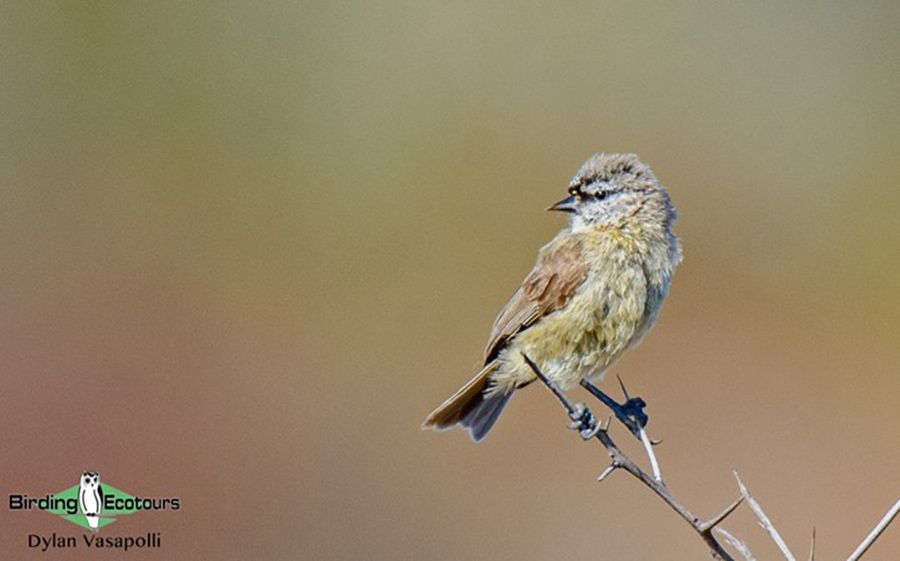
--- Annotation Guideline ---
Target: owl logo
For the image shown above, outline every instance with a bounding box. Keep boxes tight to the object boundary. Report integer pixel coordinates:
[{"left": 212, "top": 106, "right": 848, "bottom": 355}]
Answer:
[{"left": 78, "top": 471, "right": 103, "bottom": 532}]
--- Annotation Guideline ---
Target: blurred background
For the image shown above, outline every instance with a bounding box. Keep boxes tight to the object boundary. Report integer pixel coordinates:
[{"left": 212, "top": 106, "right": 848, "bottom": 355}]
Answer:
[{"left": 1, "top": 1, "right": 898, "bottom": 559}]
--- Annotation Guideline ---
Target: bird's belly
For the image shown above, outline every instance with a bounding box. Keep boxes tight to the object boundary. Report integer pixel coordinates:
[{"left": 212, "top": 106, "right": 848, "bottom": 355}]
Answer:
[{"left": 493, "top": 287, "right": 630, "bottom": 393}]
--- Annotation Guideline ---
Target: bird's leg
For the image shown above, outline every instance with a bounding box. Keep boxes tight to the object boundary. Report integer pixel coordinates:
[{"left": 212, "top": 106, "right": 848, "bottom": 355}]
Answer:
[
  {"left": 581, "top": 377, "right": 663, "bottom": 483},
  {"left": 579, "top": 378, "right": 647, "bottom": 440},
  {"left": 520, "top": 353, "right": 600, "bottom": 440},
  {"left": 568, "top": 402, "right": 600, "bottom": 440}
]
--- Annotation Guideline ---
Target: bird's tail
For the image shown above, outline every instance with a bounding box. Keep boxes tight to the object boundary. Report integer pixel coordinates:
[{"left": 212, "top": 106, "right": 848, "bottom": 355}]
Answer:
[{"left": 422, "top": 362, "right": 512, "bottom": 442}]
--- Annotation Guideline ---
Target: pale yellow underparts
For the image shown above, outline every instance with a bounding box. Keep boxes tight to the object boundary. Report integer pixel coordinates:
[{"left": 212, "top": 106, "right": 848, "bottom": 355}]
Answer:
[{"left": 487, "top": 217, "right": 680, "bottom": 397}]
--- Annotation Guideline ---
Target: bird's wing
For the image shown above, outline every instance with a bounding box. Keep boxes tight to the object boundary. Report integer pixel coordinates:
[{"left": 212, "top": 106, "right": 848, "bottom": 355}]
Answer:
[{"left": 483, "top": 232, "right": 588, "bottom": 363}]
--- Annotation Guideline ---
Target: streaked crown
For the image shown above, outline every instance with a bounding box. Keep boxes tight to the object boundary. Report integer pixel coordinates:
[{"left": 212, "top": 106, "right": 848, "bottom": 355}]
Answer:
[{"left": 568, "top": 153, "right": 659, "bottom": 197}]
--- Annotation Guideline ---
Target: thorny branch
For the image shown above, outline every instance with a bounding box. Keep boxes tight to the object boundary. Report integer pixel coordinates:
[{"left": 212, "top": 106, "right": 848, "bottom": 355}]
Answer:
[
  {"left": 847, "top": 498, "right": 900, "bottom": 561},
  {"left": 521, "top": 353, "right": 900, "bottom": 561},
  {"left": 522, "top": 354, "right": 740, "bottom": 561},
  {"left": 734, "top": 470, "right": 796, "bottom": 561}
]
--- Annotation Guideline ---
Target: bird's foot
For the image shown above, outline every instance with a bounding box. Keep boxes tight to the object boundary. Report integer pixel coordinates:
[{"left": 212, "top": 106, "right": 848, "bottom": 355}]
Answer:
[
  {"left": 580, "top": 379, "right": 648, "bottom": 439},
  {"left": 568, "top": 402, "right": 599, "bottom": 440},
  {"left": 619, "top": 397, "right": 649, "bottom": 431}
]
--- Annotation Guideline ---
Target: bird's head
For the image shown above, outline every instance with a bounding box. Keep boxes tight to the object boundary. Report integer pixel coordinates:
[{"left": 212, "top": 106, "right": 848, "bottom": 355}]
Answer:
[{"left": 548, "top": 153, "right": 675, "bottom": 229}]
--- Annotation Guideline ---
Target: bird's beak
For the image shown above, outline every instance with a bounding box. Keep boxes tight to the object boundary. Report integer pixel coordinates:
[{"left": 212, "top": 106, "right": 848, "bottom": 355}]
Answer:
[{"left": 547, "top": 195, "right": 578, "bottom": 213}]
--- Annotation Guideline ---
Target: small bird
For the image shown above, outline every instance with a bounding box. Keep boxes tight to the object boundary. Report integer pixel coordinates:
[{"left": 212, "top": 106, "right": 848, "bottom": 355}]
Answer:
[{"left": 423, "top": 153, "right": 682, "bottom": 441}]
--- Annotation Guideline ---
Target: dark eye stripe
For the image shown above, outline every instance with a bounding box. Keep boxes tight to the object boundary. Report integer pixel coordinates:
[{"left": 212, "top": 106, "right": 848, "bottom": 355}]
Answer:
[{"left": 568, "top": 183, "right": 613, "bottom": 201}]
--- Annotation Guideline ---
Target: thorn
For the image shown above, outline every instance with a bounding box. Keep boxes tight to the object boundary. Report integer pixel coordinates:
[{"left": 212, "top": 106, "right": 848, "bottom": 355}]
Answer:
[
  {"left": 602, "top": 415, "right": 612, "bottom": 431},
  {"left": 807, "top": 527, "right": 815, "bottom": 561},
  {"left": 639, "top": 426, "right": 663, "bottom": 483},
  {"left": 699, "top": 495, "right": 745, "bottom": 533},
  {"left": 597, "top": 462, "right": 619, "bottom": 483},
  {"left": 733, "top": 469, "right": 747, "bottom": 495},
  {"left": 715, "top": 528, "right": 756, "bottom": 561},
  {"left": 616, "top": 373, "right": 631, "bottom": 400},
  {"left": 650, "top": 438, "right": 663, "bottom": 446}
]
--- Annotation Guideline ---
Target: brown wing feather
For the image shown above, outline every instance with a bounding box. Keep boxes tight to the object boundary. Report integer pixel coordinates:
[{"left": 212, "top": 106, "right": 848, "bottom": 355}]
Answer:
[{"left": 483, "top": 232, "right": 588, "bottom": 363}]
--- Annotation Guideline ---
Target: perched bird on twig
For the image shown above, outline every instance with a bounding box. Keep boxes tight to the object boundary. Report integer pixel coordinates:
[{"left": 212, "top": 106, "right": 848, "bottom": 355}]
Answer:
[{"left": 423, "top": 153, "right": 682, "bottom": 441}]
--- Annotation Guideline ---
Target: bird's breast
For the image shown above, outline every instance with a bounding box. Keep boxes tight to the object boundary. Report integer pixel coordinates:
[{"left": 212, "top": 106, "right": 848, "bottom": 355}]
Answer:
[{"left": 494, "top": 223, "right": 677, "bottom": 393}]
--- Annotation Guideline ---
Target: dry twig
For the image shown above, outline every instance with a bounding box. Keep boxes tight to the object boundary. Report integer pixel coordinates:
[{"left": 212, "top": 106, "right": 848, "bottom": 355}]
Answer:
[
  {"left": 734, "top": 471, "right": 796, "bottom": 561},
  {"left": 521, "top": 353, "right": 900, "bottom": 561},
  {"left": 715, "top": 527, "right": 756, "bottom": 561},
  {"left": 523, "top": 354, "right": 742, "bottom": 561},
  {"left": 847, "top": 498, "right": 900, "bottom": 561}
]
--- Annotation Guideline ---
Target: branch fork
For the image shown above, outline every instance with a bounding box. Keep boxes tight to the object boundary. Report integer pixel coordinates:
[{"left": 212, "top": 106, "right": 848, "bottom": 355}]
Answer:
[{"left": 520, "top": 352, "right": 900, "bottom": 561}]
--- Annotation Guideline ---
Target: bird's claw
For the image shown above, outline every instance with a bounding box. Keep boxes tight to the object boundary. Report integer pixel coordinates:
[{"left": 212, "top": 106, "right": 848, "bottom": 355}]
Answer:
[
  {"left": 568, "top": 402, "right": 599, "bottom": 440},
  {"left": 620, "top": 397, "right": 649, "bottom": 431},
  {"left": 580, "top": 379, "right": 649, "bottom": 439}
]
